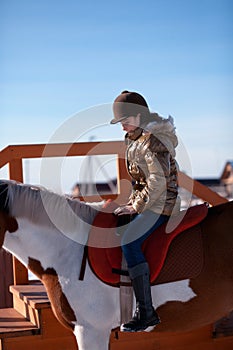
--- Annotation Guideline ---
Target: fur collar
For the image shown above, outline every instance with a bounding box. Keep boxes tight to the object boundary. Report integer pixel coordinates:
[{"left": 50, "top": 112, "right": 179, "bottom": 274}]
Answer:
[
  {"left": 124, "top": 115, "right": 178, "bottom": 157},
  {"left": 143, "top": 116, "right": 178, "bottom": 157}
]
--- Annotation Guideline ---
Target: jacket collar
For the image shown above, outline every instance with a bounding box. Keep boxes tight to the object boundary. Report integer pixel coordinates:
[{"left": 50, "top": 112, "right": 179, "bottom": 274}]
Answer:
[{"left": 125, "top": 127, "right": 143, "bottom": 141}]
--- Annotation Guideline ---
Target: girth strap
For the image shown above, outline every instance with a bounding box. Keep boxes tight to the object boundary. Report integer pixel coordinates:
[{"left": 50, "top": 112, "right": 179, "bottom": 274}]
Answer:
[
  {"left": 119, "top": 256, "right": 133, "bottom": 324},
  {"left": 79, "top": 245, "right": 88, "bottom": 281}
]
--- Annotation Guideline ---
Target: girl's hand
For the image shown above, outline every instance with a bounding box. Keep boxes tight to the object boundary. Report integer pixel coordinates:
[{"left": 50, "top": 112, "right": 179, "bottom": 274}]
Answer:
[{"left": 114, "top": 205, "right": 137, "bottom": 216}]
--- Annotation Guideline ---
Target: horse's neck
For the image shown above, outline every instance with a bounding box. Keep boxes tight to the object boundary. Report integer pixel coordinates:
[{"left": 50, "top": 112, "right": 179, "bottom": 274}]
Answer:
[
  {"left": 9, "top": 183, "right": 99, "bottom": 245},
  {"left": 9, "top": 182, "right": 98, "bottom": 219},
  {"left": 5, "top": 183, "right": 99, "bottom": 278}
]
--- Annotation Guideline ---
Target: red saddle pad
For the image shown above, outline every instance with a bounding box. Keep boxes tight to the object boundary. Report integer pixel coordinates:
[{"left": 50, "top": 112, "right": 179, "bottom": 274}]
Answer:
[{"left": 88, "top": 203, "right": 208, "bottom": 287}]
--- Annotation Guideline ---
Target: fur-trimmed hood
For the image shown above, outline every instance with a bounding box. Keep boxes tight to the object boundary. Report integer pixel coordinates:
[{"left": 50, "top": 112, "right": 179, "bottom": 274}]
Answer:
[{"left": 143, "top": 115, "right": 178, "bottom": 157}]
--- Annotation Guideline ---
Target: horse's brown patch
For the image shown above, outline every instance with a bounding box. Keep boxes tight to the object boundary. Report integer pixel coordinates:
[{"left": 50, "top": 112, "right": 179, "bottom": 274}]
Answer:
[
  {"left": 28, "top": 257, "right": 76, "bottom": 331},
  {"left": 0, "top": 211, "right": 18, "bottom": 247},
  {"left": 156, "top": 201, "right": 233, "bottom": 332}
]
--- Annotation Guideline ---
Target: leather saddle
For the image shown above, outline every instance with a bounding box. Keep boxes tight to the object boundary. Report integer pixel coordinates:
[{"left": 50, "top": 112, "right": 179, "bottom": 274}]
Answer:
[{"left": 86, "top": 203, "right": 208, "bottom": 287}]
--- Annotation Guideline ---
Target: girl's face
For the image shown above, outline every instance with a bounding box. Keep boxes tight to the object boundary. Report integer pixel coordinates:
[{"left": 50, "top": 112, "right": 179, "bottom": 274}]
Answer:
[{"left": 120, "top": 114, "right": 140, "bottom": 132}]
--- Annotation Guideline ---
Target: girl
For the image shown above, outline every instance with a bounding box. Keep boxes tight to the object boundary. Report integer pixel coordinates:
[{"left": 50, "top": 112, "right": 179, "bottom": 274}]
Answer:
[{"left": 111, "top": 90, "right": 180, "bottom": 332}]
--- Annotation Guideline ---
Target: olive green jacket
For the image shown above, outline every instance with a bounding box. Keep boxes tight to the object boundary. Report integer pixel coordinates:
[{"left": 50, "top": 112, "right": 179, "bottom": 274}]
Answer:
[{"left": 125, "top": 116, "right": 180, "bottom": 216}]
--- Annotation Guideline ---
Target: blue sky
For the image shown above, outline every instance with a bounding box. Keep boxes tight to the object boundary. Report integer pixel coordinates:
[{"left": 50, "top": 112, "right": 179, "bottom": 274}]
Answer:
[{"left": 1, "top": 0, "right": 233, "bottom": 189}]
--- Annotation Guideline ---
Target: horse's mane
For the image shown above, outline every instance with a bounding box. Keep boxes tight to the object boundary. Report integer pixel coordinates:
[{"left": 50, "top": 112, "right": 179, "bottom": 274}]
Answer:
[{"left": 3, "top": 180, "right": 101, "bottom": 241}]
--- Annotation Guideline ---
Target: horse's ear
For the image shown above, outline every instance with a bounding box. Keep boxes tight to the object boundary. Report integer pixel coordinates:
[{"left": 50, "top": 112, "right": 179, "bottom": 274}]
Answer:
[{"left": 6, "top": 215, "right": 18, "bottom": 233}]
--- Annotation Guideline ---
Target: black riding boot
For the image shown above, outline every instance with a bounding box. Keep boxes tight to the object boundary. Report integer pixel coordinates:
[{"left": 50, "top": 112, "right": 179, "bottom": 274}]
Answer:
[{"left": 120, "top": 262, "right": 160, "bottom": 332}]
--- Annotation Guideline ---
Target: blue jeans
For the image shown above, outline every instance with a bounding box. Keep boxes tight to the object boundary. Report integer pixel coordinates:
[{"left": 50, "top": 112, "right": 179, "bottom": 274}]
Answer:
[{"left": 121, "top": 211, "right": 168, "bottom": 268}]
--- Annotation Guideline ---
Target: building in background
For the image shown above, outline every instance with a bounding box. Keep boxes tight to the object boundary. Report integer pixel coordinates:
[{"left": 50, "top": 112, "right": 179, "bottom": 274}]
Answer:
[{"left": 220, "top": 161, "right": 233, "bottom": 199}]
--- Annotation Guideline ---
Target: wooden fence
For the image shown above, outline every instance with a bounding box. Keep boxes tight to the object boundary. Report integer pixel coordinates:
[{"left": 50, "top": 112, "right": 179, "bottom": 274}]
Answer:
[{"left": 0, "top": 141, "right": 228, "bottom": 307}]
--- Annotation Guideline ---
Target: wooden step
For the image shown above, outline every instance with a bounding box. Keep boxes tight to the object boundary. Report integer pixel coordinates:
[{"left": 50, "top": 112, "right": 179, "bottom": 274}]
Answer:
[
  {"left": 10, "top": 283, "right": 50, "bottom": 328},
  {"left": 1, "top": 334, "right": 78, "bottom": 350},
  {"left": 9, "top": 283, "right": 77, "bottom": 347},
  {"left": 0, "top": 308, "right": 39, "bottom": 339},
  {"left": 10, "top": 283, "right": 50, "bottom": 310}
]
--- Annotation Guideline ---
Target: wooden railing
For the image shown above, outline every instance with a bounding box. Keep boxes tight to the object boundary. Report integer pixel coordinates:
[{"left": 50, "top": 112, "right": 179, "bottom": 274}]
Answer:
[
  {"left": 0, "top": 142, "right": 228, "bottom": 293},
  {"left": 0, "top": 141, "right": 132, "bottom": 203}
]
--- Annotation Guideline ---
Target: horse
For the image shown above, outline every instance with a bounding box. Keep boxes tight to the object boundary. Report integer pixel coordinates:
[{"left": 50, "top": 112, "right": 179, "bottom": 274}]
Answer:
[{"left": 0, "top": 179, "right": 233, "bottom": 350}]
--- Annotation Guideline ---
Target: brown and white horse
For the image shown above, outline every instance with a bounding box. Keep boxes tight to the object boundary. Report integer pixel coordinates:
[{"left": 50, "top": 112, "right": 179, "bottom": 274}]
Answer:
[{"left": 0, "top": 179, "right": 233, "bottom": 350}]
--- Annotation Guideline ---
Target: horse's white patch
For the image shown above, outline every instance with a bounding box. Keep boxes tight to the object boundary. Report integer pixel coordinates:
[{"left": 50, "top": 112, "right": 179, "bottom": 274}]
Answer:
[
  {"left": 59, "top": 276, "right": 70, "bottom": 287},
  {"left": 152, "top": 279, "right": 196, "bottom": 308}
]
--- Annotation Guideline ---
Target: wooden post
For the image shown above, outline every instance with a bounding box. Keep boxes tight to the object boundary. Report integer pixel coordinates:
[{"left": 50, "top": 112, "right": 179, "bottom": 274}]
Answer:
[
  {"left": 12, "top": 258, "right": 29, "bottom": 285},
  {"left": 0, "top": 249, "right": 13, "bottom": 307},
  {"left": 116, "top": 156, "right": 131, "bottom": 204}
]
